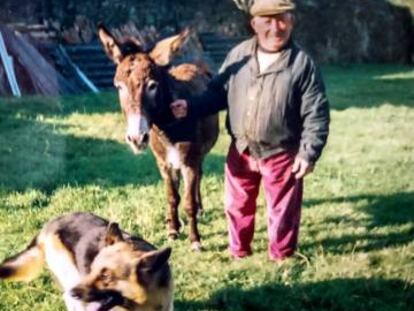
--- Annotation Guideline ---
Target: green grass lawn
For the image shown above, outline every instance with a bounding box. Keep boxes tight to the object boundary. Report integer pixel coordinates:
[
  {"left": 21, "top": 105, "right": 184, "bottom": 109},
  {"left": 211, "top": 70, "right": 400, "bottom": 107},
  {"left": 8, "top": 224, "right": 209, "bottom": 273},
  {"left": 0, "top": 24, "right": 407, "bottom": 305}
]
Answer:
[{"left": 0, "top": 64, "right": 413, "bottom": 310}]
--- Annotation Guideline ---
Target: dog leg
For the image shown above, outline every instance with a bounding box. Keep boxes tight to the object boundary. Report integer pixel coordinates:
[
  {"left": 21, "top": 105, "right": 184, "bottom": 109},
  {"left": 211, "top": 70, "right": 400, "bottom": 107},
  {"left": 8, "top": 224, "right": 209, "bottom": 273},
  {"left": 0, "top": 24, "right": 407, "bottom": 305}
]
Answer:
[
  {"left": 63, "top": 291, "right": 86, "bottom": 311},
  {"left": 44, "top": 235, "right": 86, "bottom": 310}
]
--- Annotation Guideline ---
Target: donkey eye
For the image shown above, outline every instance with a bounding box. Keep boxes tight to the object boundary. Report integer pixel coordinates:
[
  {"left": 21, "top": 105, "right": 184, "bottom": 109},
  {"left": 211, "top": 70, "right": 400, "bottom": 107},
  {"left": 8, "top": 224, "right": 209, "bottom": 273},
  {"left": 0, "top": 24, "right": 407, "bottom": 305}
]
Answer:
[{"left": 146, "top": 80, "right": 158, "bottom": 92}]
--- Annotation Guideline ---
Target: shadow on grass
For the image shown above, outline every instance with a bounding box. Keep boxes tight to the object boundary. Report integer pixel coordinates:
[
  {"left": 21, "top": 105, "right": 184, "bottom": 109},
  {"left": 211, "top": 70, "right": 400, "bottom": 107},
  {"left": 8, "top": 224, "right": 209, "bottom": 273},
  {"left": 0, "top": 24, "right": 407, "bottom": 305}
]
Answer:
[
  {"left": 175, "top": 277, "right": 413, "bottom": 311},
  {"left": 0, "top": 92, "right": 120, "bottom": 117},
  {"left": 0, "top": 116, "right": 225, "bottom": 193},
  {"left": 302, "top": 192, "right": 414, "bottom": 253}
]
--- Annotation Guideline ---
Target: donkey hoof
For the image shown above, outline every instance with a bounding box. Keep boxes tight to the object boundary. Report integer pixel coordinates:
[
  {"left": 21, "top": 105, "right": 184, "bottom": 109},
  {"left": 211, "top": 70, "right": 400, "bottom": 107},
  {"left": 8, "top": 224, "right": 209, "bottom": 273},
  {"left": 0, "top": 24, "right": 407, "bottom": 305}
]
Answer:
[
  {"left": 168, "top": 231, "right": 179, "bottom": 241},
  {"left": 197, "top": 209, "right": 204, "bottom": 219},
  {"left": 191, "top": 241, "right": 202, "bottom": 251}
]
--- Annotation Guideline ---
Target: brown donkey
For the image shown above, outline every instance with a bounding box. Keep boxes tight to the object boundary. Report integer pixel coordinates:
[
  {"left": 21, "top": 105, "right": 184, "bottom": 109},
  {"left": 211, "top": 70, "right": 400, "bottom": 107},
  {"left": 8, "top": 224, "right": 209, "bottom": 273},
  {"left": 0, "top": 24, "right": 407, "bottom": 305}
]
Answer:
[{"left": 98, "top": 25, "right": 218, "bottom": 250}]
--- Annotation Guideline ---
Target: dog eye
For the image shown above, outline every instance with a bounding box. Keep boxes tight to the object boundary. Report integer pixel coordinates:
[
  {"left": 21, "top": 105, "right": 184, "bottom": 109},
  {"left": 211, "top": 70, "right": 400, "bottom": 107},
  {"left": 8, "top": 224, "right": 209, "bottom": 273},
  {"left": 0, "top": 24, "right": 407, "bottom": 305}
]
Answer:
[{"left": 99, "top": 269, "right": 113, "bottom": 284}]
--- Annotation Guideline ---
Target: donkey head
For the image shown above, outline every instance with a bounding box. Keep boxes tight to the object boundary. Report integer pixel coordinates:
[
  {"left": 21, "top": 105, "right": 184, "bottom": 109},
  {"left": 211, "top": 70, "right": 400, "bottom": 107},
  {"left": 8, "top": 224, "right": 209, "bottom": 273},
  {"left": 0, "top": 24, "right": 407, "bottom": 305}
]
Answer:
[{"left": 98, "top": 25, "right": 190, "bottom": 153}]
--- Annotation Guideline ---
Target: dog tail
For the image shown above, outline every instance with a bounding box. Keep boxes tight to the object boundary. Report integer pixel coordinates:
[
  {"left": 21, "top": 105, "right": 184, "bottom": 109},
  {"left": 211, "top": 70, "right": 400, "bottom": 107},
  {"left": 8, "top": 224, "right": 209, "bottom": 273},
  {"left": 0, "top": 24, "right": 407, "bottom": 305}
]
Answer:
[{"left": 0, "top": 235, "right": 45, "bottom": 282}]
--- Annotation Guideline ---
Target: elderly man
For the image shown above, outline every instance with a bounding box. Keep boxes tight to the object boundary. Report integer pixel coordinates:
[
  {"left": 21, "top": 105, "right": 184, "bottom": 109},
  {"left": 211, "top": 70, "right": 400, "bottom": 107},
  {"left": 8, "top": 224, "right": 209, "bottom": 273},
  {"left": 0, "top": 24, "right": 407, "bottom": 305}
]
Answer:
[{"left": 171, "top": 0, "right": 330, "bottom": 261}]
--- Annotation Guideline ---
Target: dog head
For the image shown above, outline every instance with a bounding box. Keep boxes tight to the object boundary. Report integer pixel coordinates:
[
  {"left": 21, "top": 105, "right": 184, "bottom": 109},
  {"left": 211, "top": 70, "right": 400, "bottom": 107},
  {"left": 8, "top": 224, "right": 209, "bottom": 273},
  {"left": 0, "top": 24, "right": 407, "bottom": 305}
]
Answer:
[{"left": 71, "top": 222, "right": 173, "bottom": 311}]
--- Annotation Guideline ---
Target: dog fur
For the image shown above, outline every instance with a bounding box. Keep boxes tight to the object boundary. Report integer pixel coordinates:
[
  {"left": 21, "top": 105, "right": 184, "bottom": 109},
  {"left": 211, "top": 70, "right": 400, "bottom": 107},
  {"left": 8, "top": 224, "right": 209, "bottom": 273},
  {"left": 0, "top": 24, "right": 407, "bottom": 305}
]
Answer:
[{"left": 0, "top": 212, "right": 174, "bottom": 311}]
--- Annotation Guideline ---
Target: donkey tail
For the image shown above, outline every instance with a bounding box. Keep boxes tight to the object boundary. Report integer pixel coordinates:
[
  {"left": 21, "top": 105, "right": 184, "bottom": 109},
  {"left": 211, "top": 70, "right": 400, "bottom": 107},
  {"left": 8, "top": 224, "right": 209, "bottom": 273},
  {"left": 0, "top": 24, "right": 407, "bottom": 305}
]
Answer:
[{"left": 0, "top": 235, "right": 45, "bottom": 282}]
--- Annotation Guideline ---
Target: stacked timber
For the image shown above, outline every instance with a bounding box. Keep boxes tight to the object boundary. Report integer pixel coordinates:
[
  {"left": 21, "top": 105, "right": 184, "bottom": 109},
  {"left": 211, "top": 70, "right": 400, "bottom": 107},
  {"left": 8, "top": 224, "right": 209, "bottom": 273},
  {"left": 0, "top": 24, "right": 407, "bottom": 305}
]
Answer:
[
  {"left": 7, "top": 21, "right": 59, "bottom": 43},
  {"left": 0, "top": 24, "right": 76, "bottom": 96},
  {"left": 0, "top": 20, "right": 211, "bottom": 96}
]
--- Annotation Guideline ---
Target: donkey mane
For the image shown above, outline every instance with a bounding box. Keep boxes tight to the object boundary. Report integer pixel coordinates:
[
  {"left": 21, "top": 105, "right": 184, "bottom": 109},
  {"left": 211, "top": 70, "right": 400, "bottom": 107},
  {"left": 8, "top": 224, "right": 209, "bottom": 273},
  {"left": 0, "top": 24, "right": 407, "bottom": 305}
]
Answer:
[{"left": 120, "top": 40, "right": 147, "bottom": 55}]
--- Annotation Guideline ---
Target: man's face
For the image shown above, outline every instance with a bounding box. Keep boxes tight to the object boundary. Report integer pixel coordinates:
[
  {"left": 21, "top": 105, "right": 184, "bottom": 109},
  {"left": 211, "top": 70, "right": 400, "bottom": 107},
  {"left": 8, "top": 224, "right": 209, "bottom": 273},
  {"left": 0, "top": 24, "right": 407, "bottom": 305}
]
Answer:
[{"left": 251, "top": 12, "right": 294, "bottom": 52}]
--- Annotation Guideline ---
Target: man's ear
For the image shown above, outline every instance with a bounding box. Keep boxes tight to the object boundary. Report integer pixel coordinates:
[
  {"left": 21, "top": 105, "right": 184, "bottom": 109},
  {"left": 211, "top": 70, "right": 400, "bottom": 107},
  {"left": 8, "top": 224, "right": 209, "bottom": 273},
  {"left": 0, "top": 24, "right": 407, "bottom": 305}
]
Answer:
[
  {"left": 149, "top": 28, "right": 191, "bottom": 66},
  {"left": 289, "top": 12, "right": 296, "bottom": 25},
  {"left": 250, "top": 17, "right": 258, "bottom": 34},
  {"left": 104, "top": 222, "right": 124, "bottom": 246},
  {"left": 97, "top": 23, "right": 124, "bottom": 64}
]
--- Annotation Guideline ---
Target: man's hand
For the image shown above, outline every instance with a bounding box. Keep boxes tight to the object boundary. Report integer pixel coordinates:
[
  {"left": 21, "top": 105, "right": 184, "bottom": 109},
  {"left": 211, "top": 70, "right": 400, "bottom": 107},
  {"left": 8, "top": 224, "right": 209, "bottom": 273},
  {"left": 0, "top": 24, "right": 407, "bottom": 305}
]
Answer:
[
  {"left": 291, "top": 156, "right": 314, "bottom": 179},
  {"left": 170, "top": 99, "right": 188, "bottom": 119}
]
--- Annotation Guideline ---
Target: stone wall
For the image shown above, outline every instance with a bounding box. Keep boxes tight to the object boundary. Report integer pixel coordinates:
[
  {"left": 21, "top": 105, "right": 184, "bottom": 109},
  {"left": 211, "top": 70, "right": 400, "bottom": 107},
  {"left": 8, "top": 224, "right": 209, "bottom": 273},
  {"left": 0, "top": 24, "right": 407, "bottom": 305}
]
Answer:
[
  {"left": 294, "top": 0, "right": 413, "bottom": 63},
  {"left": 1, "top": 0, "right": 412, "bottom": 63}
]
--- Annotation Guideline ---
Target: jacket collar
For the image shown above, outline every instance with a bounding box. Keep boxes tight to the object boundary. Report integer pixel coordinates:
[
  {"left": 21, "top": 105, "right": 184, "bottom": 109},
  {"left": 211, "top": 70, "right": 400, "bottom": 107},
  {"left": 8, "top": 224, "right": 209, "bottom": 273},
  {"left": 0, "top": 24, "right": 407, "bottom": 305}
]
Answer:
[{"left": 246, "top": 36, "right": 295, "bottom": 76}]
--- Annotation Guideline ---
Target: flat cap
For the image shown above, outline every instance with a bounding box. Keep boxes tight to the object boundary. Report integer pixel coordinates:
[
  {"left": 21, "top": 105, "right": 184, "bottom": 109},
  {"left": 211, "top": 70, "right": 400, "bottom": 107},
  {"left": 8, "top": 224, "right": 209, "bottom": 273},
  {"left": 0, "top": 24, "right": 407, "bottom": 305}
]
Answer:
[{"left": 250, "top": 0, "right": 296, "bottom": 16}]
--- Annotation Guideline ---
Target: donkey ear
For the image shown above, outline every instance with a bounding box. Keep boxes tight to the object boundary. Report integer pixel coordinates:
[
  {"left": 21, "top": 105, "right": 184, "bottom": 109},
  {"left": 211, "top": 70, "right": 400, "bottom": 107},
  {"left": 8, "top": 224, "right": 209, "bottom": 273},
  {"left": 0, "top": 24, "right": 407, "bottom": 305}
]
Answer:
[
  {"left": 97, "top": 23, "right": 124, "bottom": 64},
  {"left": 104, "top": 222, "right": 124, "bottom": 246},
  {"left": 149, "top": 28, "right": 191, "bottom": 66}
]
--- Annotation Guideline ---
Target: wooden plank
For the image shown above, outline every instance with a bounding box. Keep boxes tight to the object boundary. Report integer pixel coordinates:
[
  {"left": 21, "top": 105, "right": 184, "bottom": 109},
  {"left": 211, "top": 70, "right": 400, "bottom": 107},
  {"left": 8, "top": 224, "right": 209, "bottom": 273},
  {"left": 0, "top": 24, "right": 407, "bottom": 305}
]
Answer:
[
  {"left": 7, "top": 55, "right": 21, "bottom": 97},
  {"left": 0, "top": 31, "right": 21, "bottom": 97},
  {"left": 58, "top": 45, "right": 99, "bottom": 93},
  {"left": 0, "top": 24, "right": 75, "bottom": 96}
]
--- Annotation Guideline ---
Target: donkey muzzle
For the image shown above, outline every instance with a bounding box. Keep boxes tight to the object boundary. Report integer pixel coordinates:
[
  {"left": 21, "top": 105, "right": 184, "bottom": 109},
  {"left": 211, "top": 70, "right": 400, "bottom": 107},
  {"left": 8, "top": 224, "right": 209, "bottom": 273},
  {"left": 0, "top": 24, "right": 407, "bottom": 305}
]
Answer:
[
  {"left": 126, "top": 114, "right": 150, "bottom": 153},
  {"left": 126, "top": 132, "right": 149, "bottom": 153}
]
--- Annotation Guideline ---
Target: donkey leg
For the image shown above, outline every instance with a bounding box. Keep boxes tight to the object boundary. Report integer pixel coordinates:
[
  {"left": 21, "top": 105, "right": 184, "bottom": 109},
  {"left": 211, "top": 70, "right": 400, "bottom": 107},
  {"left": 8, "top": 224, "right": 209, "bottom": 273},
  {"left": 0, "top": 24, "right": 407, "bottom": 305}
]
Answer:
[
  {"left": 159, "top": 164, "right": 181, "bottom": 240},
  {"left": 181, "top": 165, "right": 202, "bottom": 251},
  {"left": 170, "top": 168, "right": 182, "bottom": 236},
  {"left": 195, "top": 166, "right": 204, "bottom": 217}
]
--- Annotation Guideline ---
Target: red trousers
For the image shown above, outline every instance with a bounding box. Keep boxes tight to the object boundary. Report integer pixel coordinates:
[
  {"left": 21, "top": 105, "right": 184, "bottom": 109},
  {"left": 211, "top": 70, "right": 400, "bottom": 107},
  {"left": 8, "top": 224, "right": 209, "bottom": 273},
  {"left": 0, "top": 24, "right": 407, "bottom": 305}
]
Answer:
[{"left": 224, "top": 143, "right": 303, "bottom": 260}]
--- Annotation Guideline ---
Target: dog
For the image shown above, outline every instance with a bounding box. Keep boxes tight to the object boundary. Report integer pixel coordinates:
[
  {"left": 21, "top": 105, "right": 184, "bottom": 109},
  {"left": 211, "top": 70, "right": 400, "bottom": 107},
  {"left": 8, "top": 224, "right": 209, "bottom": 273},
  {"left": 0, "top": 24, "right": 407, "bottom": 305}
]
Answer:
[{"left": 0, "top": 212, "right": 174, "bottom": 311}]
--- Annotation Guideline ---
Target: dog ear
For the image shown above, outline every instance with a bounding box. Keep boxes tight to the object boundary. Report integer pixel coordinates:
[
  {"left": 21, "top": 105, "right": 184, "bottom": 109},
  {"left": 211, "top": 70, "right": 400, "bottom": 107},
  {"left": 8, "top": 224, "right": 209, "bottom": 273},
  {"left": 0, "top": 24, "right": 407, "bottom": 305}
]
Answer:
[
  {"left": 149, "top": 28, "right": 191, "bottom": 66},
  {"left": 97, "top": 23, "right": 124, "bottom": 64},
  {"left": 135, "top": 247, "right": 172, "bottom": 285},
  {"left": 141, "top": 247, "right": 172, "bottom": 271},
  {"left": 105, "top": 222, "right": 124, "bottom": 246}
]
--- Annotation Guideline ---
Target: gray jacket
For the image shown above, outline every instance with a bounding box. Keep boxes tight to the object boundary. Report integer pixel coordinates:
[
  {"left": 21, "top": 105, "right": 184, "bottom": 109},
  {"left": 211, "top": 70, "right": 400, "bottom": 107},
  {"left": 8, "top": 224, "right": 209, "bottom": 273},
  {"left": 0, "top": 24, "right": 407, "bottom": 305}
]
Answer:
[{"left": 188, "top": 37, "right": 330, "bottom": 163}]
